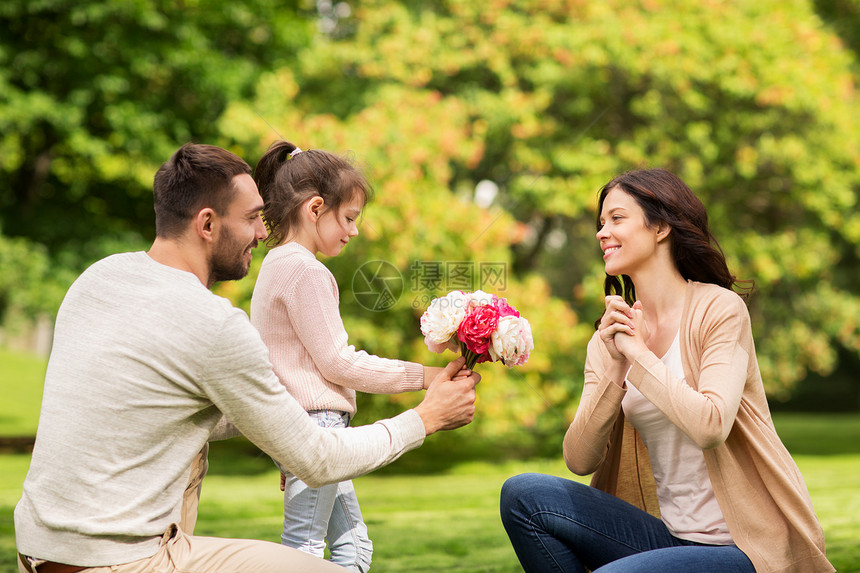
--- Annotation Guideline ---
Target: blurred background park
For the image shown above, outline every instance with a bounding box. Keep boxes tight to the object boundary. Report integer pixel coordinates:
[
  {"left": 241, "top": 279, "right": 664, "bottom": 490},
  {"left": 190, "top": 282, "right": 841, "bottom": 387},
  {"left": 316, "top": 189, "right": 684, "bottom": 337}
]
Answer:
[{"left": 1, "top": 0, "right": 859, "bottom": 571}]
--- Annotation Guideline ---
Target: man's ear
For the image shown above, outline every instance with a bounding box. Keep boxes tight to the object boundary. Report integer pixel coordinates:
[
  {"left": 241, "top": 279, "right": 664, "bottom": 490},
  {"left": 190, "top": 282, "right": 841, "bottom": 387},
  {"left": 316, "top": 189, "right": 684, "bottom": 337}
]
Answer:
[
  {"left": 195, "top": 208, "right": 217, "bottom": 242},
  {"left": 306, "top": 196, "right": 325, "bottom": 222}
]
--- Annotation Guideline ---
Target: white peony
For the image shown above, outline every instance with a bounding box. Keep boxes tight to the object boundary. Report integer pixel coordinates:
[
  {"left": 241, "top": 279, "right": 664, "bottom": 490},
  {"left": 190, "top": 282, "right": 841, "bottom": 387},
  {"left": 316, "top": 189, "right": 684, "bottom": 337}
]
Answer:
[
  {"left": 420, "top": 290, "right": 470, "bottom": 344},
  {"left": 488, "top": 315, "right": 534, "bottom": 366},
  {"left": 466, "top": 290, "right": 494, "bottom": 307}
]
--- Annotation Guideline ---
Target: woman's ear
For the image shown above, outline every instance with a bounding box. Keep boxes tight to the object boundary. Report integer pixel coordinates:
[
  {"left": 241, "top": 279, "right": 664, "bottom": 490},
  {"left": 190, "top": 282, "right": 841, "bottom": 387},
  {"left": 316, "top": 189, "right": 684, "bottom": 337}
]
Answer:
[
  {"left": 305, "top": 196, "right": 325, "bottom": 222},
  {"left": 656, "top": 221, "right": 671, "bottom": 243}
]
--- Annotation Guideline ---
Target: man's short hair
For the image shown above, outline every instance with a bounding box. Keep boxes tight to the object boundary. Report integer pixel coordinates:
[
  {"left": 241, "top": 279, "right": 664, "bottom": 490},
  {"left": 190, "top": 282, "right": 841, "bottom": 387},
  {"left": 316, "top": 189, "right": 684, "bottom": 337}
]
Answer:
[{"left": 153, "top": 143, "right": 252, "bottom": 238}]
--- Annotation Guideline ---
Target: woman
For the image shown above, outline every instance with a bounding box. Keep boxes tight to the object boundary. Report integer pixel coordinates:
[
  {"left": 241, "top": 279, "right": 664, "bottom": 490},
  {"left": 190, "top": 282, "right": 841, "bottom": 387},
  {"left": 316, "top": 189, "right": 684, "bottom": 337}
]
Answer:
[{"left": 500, "top": 169, "right": 832, "bottom": 572}]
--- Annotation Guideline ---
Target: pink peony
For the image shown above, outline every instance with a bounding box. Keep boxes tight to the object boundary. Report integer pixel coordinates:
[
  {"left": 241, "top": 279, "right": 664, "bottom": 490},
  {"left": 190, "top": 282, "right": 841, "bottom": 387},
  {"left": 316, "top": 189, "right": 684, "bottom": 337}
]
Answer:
[{"left": 495, "top": 297, "right": 520, "bottom": 318}]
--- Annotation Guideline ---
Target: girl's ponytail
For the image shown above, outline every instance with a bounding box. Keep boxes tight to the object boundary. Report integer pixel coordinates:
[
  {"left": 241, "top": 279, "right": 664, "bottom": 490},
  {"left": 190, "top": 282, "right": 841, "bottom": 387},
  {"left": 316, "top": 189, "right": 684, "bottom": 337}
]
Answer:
[
  {"left": 254, "top": 140, "right": 371, "bottom": 247},
  {"left": 254, "top": 140, "right": 296, "bottom": 201}
]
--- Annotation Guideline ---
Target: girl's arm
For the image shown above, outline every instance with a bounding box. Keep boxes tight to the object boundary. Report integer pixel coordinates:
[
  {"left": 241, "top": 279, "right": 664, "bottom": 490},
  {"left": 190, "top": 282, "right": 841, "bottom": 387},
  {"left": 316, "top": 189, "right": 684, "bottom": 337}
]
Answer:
[
  {"left": 286, "top": 265, "right": 425, "bottom": 394},
  {"left": 422, "top": 366, "right": 445, "bottom": 389},
  {"left": 563, "top": 332, "right": 626, "bottom": 475}
]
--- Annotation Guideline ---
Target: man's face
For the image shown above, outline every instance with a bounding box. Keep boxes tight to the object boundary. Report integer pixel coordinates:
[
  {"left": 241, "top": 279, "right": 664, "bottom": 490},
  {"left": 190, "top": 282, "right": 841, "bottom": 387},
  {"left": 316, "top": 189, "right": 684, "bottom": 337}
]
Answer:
[{"left": 208, "top": 174, "right": 267, "bottom": 285}]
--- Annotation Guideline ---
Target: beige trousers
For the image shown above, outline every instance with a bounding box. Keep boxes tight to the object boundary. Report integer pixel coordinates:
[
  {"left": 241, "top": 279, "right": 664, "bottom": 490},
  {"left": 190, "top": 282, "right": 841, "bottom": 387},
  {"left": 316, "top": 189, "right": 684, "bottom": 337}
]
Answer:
[
  {"left": 179, "top": 444, "right": 210, "bottom": 535},
  {"left": 18, "top": 524, "right": 346, "bottom": 572},
  {"left": 19, "top": 446, "right": 345, "bottom": 572}
]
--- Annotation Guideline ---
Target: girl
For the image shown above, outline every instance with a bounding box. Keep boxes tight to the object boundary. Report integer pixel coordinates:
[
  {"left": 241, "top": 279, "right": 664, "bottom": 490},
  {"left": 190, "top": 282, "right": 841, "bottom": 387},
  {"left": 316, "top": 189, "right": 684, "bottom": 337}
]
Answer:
[
  {"left": 250, "top": 140, "right": 450, "bottom": 572},
  {"left": 500, "top": 169, "right": 833, "bottom": 572}
]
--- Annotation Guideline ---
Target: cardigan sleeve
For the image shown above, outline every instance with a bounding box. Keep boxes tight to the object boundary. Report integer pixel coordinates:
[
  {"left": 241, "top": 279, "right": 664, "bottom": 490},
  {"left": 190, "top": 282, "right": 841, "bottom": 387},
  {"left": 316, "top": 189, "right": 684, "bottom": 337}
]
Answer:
[
  {"left": 283, "top": 265, "right": 424, "bottom": 394},
  {"left": 626, "top": 289, "right": 749, "bottom": 449},
  {"left": 564, "top": 332, "right": 627, "bottom": 475}
]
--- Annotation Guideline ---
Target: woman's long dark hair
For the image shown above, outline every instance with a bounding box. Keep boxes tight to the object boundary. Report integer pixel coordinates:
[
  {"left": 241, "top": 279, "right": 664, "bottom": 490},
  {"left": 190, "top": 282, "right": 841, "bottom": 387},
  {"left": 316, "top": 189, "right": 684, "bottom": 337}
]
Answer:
[{"left": 595, "top": 168, "right": 752, "bottom": 327}]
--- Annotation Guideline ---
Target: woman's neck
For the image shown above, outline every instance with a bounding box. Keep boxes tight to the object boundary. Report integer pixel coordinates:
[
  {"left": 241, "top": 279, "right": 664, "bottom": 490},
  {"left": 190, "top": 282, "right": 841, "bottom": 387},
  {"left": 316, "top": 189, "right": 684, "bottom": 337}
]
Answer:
[
  {"left": 628, "top": 268, "right": 687, "bottom": 357},
  {"left": 630, "top": 266, "right": 687, "bottom": 327}
]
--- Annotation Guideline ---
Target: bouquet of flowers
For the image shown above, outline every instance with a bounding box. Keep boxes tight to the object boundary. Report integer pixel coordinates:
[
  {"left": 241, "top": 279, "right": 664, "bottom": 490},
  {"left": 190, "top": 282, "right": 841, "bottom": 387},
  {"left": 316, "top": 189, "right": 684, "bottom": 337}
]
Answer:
[{"left": 420, "top": 290, "right": 534, "bottom": 369}]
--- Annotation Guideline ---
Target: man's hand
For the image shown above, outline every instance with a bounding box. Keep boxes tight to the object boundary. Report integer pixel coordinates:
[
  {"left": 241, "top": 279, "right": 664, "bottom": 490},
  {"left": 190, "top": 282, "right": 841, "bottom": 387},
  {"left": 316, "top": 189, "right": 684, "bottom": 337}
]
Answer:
[{"left": 414, "top": 357, "right": 480, "bottom": 436}]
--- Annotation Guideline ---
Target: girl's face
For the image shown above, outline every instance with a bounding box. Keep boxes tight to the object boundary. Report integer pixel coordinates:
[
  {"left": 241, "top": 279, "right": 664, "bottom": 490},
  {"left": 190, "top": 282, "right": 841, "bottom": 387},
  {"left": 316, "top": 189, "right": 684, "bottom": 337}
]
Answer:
[
  {"left": 313, "top": 192, "right": 364, "bottom": 257},
  {"left": 596, "top": 187, "right": 661, "bottom": 277}
]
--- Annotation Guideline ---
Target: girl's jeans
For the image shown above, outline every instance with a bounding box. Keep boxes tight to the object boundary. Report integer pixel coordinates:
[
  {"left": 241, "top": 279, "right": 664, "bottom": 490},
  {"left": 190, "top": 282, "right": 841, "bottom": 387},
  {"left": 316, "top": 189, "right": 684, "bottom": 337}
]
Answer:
[
  {"left": 500, "top": 473, "right": 756, "bottom": 573},
  {"left": 279, "top": 410, "right": 372, "bottom": 573}
]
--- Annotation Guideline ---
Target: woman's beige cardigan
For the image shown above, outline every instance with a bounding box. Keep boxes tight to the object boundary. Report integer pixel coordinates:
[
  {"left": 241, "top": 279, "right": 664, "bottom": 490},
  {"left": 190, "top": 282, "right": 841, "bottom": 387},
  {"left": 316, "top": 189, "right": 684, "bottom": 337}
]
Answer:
[{"left": 564, "top": 281, "right": 833, "bottom": 573}]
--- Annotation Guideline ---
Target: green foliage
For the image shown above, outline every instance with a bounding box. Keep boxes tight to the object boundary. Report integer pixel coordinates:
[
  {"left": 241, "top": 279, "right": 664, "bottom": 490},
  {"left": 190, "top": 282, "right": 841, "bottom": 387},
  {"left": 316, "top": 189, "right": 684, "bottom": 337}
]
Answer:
[
  {"left": 0, "top": 0, "right": 313, "bottom": 254},
  {"left": 2, "top": 0, "right": 859, "bottom": 431},
  {"left": 224, "top": 0, "right": 860, "bottom": 401},
  {"left": 0, "top": 233, "right": 71, "bottom": 327},
  {"left": 219, "top": 75, "right": 592, "bottom": 439},
  {"left": 814, "top": 0, "right": 860, "bottom": 61}
]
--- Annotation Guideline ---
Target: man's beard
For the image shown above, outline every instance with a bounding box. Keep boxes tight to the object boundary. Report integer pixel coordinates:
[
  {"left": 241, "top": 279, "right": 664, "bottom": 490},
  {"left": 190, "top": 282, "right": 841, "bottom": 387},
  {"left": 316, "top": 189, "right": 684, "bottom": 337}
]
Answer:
[{"left": 209, "top": 226, "right": 255, "bottom": 284}]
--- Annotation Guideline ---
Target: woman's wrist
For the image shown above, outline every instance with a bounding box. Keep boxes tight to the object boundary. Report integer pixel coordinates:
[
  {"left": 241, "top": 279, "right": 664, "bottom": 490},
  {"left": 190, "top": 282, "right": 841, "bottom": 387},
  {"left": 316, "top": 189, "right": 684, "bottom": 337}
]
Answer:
[
  {"left": 607, "top": 360, "right": 629, "bottom": 388},
  {"left": 623, "top": 343, "right": 651, "bottom": 367}
]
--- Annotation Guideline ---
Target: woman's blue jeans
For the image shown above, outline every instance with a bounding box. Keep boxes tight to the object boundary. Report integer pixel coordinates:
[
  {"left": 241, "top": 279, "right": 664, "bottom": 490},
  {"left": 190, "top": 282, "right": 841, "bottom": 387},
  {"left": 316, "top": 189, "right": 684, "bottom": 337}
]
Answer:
[{"left": 500, "top": 473, "right": 755, "bottom": 573}]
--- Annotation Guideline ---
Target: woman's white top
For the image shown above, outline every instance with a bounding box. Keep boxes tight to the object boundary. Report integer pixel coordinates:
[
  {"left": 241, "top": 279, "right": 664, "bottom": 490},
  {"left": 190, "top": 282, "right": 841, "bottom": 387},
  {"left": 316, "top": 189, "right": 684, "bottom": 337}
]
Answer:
[{"left": 622, "top": 332, "right": 734, "bottom": 545}]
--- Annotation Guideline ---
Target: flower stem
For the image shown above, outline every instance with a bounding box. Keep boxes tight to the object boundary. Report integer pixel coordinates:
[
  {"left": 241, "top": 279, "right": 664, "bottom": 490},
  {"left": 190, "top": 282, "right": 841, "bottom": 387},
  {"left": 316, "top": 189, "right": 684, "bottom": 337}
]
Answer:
[{"left": 459, "top": 340, "right": 480, "bottom": 370}]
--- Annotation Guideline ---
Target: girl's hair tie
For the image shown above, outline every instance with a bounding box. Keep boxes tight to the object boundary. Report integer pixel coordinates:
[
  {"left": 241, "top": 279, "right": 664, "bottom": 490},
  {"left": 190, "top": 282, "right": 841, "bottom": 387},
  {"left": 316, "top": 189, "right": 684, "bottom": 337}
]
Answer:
[{"left": 289, "top": 147, "right": 303, "bottom": 159}]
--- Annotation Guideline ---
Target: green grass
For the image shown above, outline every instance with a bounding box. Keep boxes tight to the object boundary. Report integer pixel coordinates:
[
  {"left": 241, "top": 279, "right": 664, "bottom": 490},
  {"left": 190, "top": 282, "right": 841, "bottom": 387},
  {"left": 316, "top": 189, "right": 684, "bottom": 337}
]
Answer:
[
  {"left": 1, "top": 348, "right": 859, "bottom": 572},
  {"left": 198, "top": 432, "right": 860, "bottom": 573},
  {"left": 0, "top": 348, "right": 46, "bottom": 436},
  {"left": 195, "top": 455, "right": 583, "bottom": 573},
  {"left": 3, "top": 432, "right": 859, "bottom": 573}
]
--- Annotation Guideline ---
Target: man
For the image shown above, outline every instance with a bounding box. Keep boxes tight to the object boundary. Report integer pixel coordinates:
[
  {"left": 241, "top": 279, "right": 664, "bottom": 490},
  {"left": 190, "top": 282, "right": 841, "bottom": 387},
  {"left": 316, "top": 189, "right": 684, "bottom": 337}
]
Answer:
[{"left": 15, "top": 143, "right": 479, "bottom": 573}]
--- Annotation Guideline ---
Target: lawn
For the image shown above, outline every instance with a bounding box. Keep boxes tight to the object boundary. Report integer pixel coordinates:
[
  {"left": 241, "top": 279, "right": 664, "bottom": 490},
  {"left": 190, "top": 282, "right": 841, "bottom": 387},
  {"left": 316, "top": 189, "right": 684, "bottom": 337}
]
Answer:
[
  {"left": 1, "top": 348, "right": 859, "bottom": 572},
  {"left": 0, "top": 348, "right": 45, "bottom": 436}
]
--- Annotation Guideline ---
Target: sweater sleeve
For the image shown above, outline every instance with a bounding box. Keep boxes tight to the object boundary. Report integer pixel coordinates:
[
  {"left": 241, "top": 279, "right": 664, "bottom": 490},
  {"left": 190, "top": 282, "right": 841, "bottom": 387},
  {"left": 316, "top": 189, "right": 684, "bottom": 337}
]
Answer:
[
  {"left": 203, "top": 310, "right": 425, "bottom": 488},
  {"left": 563, "top": 332, "right": 627, "bottom": 475},
  {"left": 626, "top": 291, "right": 749, "bottom": 449},
  {"left": 284, "top": 265, "right": 424, "bottom": 393}
]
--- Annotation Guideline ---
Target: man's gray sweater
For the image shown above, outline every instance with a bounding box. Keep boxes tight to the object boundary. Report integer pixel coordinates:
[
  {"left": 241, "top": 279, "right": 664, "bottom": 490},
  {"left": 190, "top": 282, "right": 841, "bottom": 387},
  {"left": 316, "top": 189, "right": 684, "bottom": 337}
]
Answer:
[{"left": 15, "top": 252, "right": 424, "bottom": 567}]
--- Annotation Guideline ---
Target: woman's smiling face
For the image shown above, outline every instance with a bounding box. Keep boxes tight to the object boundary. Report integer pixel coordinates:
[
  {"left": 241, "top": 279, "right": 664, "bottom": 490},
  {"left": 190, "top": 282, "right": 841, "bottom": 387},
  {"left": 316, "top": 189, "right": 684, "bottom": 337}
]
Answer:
[{"left": 596, "top": 186, "right": 660, "bottom": 277}]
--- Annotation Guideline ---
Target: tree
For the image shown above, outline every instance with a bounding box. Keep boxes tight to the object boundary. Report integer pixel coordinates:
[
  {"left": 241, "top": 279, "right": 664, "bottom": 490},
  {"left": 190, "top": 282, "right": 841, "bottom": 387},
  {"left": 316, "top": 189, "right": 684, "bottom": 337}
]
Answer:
[
  {"left": 239, "top": 0, "right": 859, "bottom": 401},
  {"left": 0, "top": 231, "right": 70, "bottom": 329},
  {"left": 3, "top": 0, "right": 857, "bottom": 442},
  {"left": 219, "top": 78, "right": 591, "bottom": 442},
  {"left": 814, "top": 0, "right": 860, "bottom": 63},
  {"left": 0, "top": 0, "right": 312, "bottom": 265}
]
